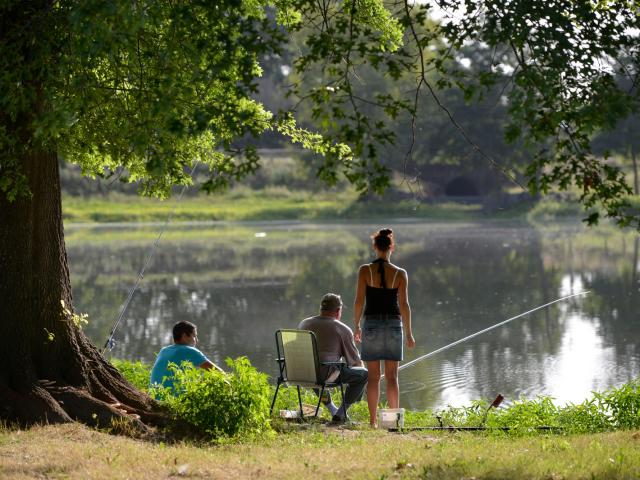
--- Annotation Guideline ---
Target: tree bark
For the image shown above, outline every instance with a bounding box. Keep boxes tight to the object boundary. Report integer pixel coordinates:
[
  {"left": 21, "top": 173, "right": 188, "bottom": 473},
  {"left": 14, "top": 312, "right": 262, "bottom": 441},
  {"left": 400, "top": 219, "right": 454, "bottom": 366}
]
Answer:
[
  {"left": 0, "top": 1, "right": 167, "bottom": 432},
  {"left": 631, "top": 141, "right": 638, "bottom": 195},
  {"left": 632, "top": 237, "right": 639, "bottom": 300},
  {"left": 0, "top": 148, "right": 161, "bottom": 430}
]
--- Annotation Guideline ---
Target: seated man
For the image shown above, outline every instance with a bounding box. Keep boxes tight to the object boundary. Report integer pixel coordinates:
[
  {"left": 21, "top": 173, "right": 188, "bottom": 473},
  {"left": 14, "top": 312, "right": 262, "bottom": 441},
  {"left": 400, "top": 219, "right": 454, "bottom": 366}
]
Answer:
[
  {"left": 299, "top": 293, "right": 368, "bottom": 422},
  {"left": 150, "top": 320, "right": 223, "bottom": 391}
]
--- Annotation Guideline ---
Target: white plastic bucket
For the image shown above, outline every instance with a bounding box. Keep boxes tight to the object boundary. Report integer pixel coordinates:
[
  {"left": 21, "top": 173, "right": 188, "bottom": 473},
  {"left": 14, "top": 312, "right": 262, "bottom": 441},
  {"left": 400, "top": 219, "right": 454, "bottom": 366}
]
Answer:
[
  {"left": 379, "top": 408, "right": 405, "bottom": 429},
  {"left": 279, "top": 409, "right": 299, "bottom": 419}
]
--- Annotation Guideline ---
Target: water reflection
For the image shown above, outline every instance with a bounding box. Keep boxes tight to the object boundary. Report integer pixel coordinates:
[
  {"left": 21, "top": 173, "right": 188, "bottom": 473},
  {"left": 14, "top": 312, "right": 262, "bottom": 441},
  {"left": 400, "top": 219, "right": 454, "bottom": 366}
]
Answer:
[{"left": 65, "top": 221, "right": 640, "bottom": 411}]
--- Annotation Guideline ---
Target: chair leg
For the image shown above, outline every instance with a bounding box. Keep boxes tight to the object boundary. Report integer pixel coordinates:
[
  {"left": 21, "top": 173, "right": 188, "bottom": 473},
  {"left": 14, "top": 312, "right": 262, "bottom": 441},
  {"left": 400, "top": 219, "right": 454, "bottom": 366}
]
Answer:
[
  {"left": 297, "top": 386, "right": 304, "bottom": 418},
  {"left": 270, "top": 380, "right": 281, "bottom": 416},
  {"left": 315, "top": 385, "right": 325, "bottom": 417},
  {"left": 339, "top": 382, "right": 346, "bottom": 414}
]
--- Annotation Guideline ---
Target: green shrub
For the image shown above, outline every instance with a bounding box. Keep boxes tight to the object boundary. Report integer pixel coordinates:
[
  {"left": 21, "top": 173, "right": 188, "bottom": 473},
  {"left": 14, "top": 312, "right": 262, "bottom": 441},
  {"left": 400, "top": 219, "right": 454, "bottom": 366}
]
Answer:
[
  {"left": 486, "top": 396, "right": 560, "bottom": 434},
  {"left": 556, "top": 397, "right": 611, "bottom": 433},
  {"left": 422, "top": 378, "right": 640, "bottom": 435},
  {"left": 159, "top": 357, "right": 273, "bottom": 439},
  {"left": 403, "top": 408, "right": 439, "bottom": 427},
  {"left": 270, "top": 383, "right": 322, "bottom": 413},
  {"left": 602, "top": 378, "right": 640, "bottom": 429},
  {"left": 554, "top": 380, "right": 640, "bottom": 433},
  {"left": 112, "top": 357, "right": 640, "bottom": 437},
  {"left": 269, "top": 383, "right": 378, "bottom": 424},
  {"left": 438, "top": 399, "right": 491, "bottom": 428},
  {"left": 112, "top": 359, "right": 152, "bottom": 392}
]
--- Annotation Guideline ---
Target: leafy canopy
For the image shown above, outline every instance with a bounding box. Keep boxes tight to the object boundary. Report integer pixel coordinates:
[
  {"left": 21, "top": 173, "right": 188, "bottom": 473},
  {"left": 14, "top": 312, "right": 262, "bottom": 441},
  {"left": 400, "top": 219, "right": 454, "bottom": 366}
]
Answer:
[
  {"left": 417, "top": 0, "right": 640, "bottom": 227},
  {"left": 1, "top": 0, "right": 639, "bottom": 228},
  {"left": 287, "top": 0, "right": 640, "bottom": 227},
  {"left": 0, "top": 0, "right": 401, "bottom": 200}
]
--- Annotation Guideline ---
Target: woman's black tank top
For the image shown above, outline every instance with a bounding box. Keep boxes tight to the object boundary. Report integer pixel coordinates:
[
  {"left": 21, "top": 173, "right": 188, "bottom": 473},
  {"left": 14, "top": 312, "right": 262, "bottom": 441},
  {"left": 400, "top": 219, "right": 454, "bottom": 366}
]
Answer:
[{"left": 363, "top": 259, "right": 401, "bottom": 316}]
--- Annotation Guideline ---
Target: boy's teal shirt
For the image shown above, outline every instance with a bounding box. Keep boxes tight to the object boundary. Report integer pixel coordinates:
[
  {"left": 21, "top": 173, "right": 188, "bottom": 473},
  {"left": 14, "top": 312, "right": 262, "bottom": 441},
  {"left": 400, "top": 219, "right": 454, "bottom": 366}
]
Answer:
[{"left": 150, "top": 344, "right": 209, "bottom": 390}]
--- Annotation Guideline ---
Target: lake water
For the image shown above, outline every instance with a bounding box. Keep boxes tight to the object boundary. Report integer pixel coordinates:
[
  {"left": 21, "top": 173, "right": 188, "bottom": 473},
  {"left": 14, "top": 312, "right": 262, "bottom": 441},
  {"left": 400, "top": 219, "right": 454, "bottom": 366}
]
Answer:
[{"left": 65, "top": 220, "right": 640, "bottom": 412}]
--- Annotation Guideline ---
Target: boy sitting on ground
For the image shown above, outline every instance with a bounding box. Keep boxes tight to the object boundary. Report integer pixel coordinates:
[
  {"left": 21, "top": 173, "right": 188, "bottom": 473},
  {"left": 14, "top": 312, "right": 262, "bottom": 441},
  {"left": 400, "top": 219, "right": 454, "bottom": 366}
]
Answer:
[{"left": 150, "top": 320, "right": 224, "bottom": 392}]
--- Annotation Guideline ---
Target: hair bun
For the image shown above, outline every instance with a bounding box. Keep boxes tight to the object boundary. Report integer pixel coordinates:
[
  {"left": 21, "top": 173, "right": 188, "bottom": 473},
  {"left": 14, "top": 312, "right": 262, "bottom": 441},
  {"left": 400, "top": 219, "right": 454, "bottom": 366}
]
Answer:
[{"left": 372, "top": 228, "right": 395, "bottom": 252}]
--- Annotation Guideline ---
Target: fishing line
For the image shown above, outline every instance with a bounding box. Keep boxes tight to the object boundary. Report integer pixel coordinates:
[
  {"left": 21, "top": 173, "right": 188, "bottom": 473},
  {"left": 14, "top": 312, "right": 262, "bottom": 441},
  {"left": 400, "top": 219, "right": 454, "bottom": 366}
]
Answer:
[
  {"left": 101, "top": 162, "right": 201, "bottom": 355},
  {"left": 380, "top": 290, "right": 590, "bottom": 379}
]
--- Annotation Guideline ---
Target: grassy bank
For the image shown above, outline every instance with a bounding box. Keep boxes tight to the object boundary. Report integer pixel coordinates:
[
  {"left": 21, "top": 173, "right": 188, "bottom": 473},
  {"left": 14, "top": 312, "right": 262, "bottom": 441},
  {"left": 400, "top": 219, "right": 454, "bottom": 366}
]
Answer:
[
  {"left": 60, "top": 189, "right": 640, "bottom": 225},
  {"left": 115, "top": 359, "right": 640, "bottom": 437},
  {"left": 4, "top": 365, "right": 640, "bottom": 479},
  {"left": 2, "top": 423, "right": 640, "bottom": 479},
  {"left": 4, "top": 364, "right": 640, "bottom": 478},
  {"left": 61, "top": 189, "right": 486, "bottom": 223},
  {"left": 528, "top": 194, "right": 640, "bottom": 225}
]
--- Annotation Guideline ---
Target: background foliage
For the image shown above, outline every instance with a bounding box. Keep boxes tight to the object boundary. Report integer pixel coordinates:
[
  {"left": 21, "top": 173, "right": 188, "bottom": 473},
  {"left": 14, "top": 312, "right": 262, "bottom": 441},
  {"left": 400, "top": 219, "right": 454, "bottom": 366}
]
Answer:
[
  {"left": 154, "top": 358, "right": 272, "bottom": 439},
  {"left": 2, "top": 1, "right": 638, "bottom": 227}
]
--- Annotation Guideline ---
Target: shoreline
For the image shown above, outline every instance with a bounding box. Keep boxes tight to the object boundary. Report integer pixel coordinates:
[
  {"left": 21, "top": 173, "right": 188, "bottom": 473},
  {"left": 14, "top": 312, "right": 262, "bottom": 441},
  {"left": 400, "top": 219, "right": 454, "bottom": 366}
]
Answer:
[
  {"left": 61, "top": 192, "right": 640, "bottom": 226},
  {"left": 63, "top": 216, "right": 535, "bottom": 229}
]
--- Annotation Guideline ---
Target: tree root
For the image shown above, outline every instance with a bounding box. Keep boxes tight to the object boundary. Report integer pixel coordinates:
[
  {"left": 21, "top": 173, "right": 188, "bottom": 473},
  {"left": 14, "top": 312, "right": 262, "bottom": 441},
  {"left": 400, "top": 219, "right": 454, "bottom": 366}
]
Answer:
[
  {"left": 47, "top": 385, "right": 152, "bottom": 434},
  {"left": 0, "top": 382, "right": 71, "bottom": 425},
  {"left": 0, "top": 378, "right": 169, "bottom": 438}
]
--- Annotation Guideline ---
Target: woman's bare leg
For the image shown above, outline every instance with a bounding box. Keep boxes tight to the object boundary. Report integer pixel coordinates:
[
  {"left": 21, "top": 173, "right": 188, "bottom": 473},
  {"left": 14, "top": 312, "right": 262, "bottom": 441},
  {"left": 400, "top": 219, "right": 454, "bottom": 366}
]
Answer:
[
  {"left": 366, "top": 361, "right": 381, "bottom": 426},
  {"left": 384, "top": 360, "right": 400, "bottom": 408}
]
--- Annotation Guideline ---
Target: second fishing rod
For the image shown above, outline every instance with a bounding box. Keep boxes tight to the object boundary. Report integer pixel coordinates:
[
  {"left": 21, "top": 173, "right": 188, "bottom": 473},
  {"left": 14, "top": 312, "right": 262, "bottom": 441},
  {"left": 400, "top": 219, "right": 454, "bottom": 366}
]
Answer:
[{"left": 379, "top": 290, "right": 590, "bottom": 381}]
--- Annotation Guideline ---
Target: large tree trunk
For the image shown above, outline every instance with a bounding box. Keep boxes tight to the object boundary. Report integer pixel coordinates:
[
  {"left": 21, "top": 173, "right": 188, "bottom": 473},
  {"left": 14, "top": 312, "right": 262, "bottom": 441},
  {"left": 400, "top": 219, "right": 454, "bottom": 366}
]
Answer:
[
  {"left": 631, "top": 141, "right": 638, "bottom": 195},
  {"left": 0, "top": 2, "right": 165, "bottom": 432},
  {"left": 0, "top": 149, "right": 161, "bottom": 430}
]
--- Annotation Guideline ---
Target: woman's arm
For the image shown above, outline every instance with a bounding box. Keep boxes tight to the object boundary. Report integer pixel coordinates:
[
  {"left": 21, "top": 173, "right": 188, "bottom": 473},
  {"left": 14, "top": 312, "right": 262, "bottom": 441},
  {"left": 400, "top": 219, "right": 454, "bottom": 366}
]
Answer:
[
  {"left": 353, "top": 265, "right": 367, "bottom": 342},
  {"left": 398, "top": 269, "right": 415, "bottom": 348}
]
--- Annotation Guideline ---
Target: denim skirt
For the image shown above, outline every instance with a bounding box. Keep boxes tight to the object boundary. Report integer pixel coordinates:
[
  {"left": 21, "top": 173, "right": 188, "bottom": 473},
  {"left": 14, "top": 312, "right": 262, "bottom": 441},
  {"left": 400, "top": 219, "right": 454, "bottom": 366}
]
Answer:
[{"left": 360, "top": 314, "right": 403, "bottom": 361}]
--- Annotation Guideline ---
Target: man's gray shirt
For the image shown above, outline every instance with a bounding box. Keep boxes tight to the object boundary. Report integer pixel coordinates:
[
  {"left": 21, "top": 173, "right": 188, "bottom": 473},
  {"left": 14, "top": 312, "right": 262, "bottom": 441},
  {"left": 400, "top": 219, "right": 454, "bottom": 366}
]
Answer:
[{"left": 298, "top": 315, "right": 362, "bottom": 379}]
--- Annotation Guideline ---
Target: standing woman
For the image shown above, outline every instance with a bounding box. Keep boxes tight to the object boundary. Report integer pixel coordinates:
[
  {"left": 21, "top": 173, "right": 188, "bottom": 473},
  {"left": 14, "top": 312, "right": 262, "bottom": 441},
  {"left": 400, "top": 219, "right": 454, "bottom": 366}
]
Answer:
[{"left": 354, "top": 228, "right": 415, "bottom": 427}]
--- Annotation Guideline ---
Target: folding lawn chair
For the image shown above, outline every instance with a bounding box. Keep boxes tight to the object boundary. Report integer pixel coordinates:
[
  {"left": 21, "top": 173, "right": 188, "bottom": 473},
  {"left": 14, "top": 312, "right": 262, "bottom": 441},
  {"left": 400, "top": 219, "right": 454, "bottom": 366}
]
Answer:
[{"left": 269, "top": 329, "right": 345, "bottom": 419}]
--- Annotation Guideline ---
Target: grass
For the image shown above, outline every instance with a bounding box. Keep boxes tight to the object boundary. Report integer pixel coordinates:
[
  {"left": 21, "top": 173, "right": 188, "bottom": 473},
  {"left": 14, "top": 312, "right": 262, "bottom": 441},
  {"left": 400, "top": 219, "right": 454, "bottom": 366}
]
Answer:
[
  {"left": 3, "top": 363, "right": 640, "bottom": 478},
  {"left": 61, "top": 189, "right": 487, "bottom": 224},
  {"left": 528, "top": 194, "right": 640, "bottom": 226},
  {"left": 61, "top": 189, "right": 640, "bottom": 225},
  {"left": 62, "top": 190, "right": 352, "bottom": 223},
  {"left": 114, "top": 358, "right": 640, "bottom": 436},
  {"left": 1, "top": 423, "right": 640, "bottom": 479}
]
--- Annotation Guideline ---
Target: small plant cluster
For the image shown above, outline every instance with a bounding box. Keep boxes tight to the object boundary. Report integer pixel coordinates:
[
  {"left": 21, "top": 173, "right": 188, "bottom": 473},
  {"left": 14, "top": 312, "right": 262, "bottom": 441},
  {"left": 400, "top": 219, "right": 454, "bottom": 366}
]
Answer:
[
  {"left": 406, "top": 379, "right": 640, "bottom": 435},
  {"left": 154, "top": 358, "right": 273, "bottom": 439},
  {"left": 113, "top": 357, "right": 272, "bottom": 439},
  {"left": 272, "top": 379, "right": 640, "bottom": 435},
  {"left": 113, "top": 358, "right": 640, "bottom": 436},
  {"left": 60, "top": 299, "right": 89, "bottom": 329},
  {"left": 111, "top": 359, "right": 152, "bottom": 393}
]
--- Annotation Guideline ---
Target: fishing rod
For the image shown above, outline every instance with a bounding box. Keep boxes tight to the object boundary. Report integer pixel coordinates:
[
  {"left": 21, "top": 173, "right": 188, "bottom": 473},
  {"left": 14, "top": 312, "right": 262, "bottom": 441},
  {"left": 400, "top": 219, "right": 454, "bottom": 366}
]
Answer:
[
  {"left": 380, "top": 290, "right": 590, "bottom": 379},
  {"left": 101, "top": 161, "right": 200, "bottom": 355}
]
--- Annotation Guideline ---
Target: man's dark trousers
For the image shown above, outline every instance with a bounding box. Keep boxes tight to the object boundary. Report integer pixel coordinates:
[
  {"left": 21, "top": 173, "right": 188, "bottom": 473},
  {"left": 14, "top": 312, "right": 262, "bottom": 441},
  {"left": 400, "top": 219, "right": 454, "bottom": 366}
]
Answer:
[{"left": 318, "top": 365, "right": 368, "bottom": 406}]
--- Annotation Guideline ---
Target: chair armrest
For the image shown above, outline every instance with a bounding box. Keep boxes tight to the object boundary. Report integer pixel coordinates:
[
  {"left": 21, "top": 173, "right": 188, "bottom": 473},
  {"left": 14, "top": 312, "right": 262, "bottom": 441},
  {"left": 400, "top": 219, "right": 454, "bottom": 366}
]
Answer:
[{"left": 320, "top": 361, "right": 346, "bottom": 368}]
